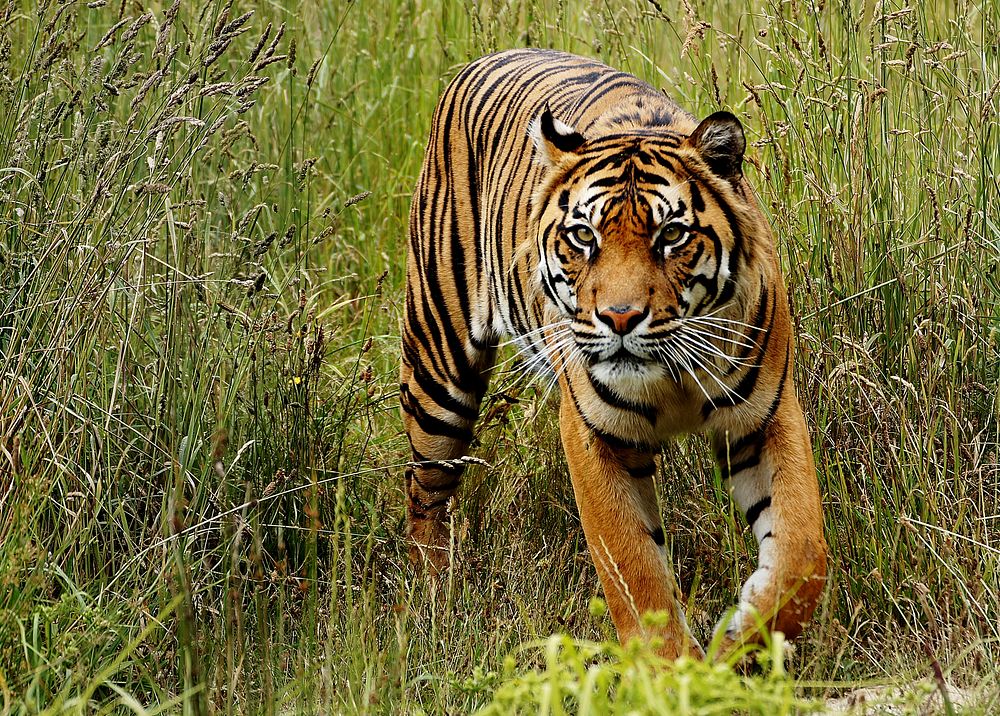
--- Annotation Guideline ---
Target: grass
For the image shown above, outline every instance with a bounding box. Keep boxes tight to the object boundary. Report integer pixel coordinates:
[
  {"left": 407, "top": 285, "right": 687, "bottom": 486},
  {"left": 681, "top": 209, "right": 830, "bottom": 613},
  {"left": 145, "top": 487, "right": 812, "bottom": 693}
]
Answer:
[{"left": 0, "top": 0, "right": 997, "bottom": 713}]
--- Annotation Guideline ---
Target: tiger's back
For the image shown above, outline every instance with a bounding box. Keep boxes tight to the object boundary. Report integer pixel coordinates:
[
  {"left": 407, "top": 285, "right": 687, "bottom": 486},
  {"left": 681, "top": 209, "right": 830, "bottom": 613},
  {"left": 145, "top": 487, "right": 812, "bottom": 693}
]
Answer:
[{"left": 401, "top": 49, "right": 827, "bottom": 659}]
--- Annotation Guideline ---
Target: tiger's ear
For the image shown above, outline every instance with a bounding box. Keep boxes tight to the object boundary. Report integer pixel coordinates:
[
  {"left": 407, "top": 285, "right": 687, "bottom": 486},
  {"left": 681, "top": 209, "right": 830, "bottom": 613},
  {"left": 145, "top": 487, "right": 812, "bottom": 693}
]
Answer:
[
  {"left": 529, "top": 106, "right": 585, "bottom": 166},
  {"left": 685, "top": 111, "right": 745, "bottom": 184}
]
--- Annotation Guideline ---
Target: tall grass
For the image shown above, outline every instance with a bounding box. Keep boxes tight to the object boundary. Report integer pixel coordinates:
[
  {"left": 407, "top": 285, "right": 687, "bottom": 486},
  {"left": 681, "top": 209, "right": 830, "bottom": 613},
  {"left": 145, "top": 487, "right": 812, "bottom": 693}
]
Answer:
[{"left": 0, "top": 0, "right": 997, "bottom": 713}]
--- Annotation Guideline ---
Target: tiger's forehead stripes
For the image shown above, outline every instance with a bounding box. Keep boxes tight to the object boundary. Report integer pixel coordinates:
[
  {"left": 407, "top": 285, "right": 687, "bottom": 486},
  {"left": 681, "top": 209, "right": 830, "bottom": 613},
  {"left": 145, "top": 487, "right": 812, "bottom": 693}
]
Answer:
[{"left": 568, "top": 171, "right": 700, "bottom": 243}]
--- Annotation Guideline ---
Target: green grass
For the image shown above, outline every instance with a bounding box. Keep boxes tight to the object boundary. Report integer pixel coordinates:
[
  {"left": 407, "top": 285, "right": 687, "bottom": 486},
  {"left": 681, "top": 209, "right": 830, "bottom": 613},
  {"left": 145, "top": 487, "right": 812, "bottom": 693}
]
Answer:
[{"left": 1, "top": 0, "right": 997, "bottom": 713}]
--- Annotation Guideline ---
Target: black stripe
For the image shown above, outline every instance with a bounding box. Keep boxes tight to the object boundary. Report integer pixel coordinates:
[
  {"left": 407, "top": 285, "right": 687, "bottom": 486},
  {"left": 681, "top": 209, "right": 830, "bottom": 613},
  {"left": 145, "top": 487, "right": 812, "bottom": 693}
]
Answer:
[
  {"left": 411, "top": 253, "right": 484, "bottom": 397},
  {"left": 408, "top": 445, "right": 467, "bottom": 475},
  {"left": 650, "top": 527, "right": 665, "bottom": 546},
  {"left": 410, "top": 469, "right": 461, "bottom": 493},
  {"left": 684, "top": 241, "right": 705, "bottom": 269},
  {"left": 403, "top": 290, "right": 451, "bottom": 382},
  {"left": 713, "top": 345, "right": 791, "bottom": 471},
  {"left": 565, "top": 378, "right": 656, "bottom": 451},
  {"left": 587, "top": 374, "right": 658, "bottom": 425},
  {"left": 400, "top": 399, "right": 474, "bottom": 443},
  {"left": 738, "top": 288, "right": 769, "bottom": 361},
  {"left": 688, "top": 228, "right": 725, "bottom": 315},
  {"left": 688, "top": 182, "right": 705, "bottom": 213},
  {"left": 405, "top": 468, "right": 453, "bottom": 512},
  {"left": 592, "top": 426, "right": 643, "bottom": 451},
  {"left": 409, "top": 492, "right": 451, "bottom": 512},
  {"left": 732, "top": 341, "right": 791, "bottom": 439},
  {"left": 647, "top": 316, "right": 680, "bottom": 331},
  {"left": 579, "top": 74, "right": 659, "bottom": 115},
  {"left": 589, "top": 170, "right": 632, "bottom": 188},
  {"left": 673, "top": 153, "right": 747, "bottom": 271},
  {"left": 745, "top": 496, "right": 771, "bottom": 526},
  {"left": 406, "top": 364, "right": 480, "bottom": 422},
  {"left": 720, "top": 454, "right": 760, "bottom": 481},
  {"left": 408, "top": 444, "right": 427, "bottom": 461},
  {"left": 716, "top": 428, "right": 765, "bottom": 464},
  {"left": 626, "top": 462, "right": 657, "bottom": 479},
  {"left": 701, "top": 290, "right": 778, "bottom": 417},
  {"left": 588, "top": 132, "right": 685, "bottom": 151}
]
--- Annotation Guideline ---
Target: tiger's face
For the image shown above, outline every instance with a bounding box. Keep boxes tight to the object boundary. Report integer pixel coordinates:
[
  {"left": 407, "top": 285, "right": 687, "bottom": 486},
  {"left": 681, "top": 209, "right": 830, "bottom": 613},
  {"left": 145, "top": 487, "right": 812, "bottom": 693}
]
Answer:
[{"left": 530, "top": 110, "right": 754, "bottom": 393}]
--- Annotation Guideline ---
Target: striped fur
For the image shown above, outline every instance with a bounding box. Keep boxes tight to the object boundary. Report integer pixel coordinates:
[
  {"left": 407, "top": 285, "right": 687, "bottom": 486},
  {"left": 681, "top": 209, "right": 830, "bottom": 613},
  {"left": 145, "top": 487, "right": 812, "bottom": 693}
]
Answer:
[{"left": 400, "top": 49, "right": 827, "bottom": 659}]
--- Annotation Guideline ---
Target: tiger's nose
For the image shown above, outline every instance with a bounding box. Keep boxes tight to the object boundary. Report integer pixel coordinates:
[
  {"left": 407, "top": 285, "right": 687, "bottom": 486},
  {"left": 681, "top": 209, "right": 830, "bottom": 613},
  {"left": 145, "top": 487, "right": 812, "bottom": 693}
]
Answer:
[{"left": 596, "top": 305, "right": 648, "bottom": 335}]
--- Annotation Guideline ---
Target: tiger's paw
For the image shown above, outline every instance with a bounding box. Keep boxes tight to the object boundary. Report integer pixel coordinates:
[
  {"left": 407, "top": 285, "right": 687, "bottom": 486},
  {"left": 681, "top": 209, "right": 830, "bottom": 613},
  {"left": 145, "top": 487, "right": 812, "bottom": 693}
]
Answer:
[
  {"left": 711, "top": 572, "right": 773, "bottom": 658},
  {"left": 407, "top": 515, "right": 454, "bottom": 576},
  {"left": 628, "top": 601, "right": 706, "bottom": 661},
  {"left": 711, "top": 608, "right": 765, "bottom": 660},
  {"left": 711, "top": 564, "right": 825, "bottom": 658}
]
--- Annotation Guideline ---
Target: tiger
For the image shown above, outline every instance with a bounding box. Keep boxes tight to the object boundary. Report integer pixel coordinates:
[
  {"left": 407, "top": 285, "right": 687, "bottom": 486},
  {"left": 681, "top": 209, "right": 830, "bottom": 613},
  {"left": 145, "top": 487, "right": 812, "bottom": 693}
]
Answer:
[{"left": 399, "top": 48, "right": 827, "bottom": 659}]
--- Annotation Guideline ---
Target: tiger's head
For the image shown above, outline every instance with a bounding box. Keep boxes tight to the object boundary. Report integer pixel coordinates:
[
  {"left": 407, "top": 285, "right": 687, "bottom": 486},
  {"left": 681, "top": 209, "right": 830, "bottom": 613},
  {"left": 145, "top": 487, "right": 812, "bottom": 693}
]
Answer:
[{"left": 529, "top": 106, "right": 765, "bottom": 394}]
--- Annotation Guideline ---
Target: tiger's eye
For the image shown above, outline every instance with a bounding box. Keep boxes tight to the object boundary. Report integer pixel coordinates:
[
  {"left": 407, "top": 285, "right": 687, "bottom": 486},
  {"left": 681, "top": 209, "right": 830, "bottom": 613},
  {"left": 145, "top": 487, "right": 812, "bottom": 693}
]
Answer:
[
  {"left": 567, "top": 226, "right": 597, "bottom": 254},
  {"left": 656, "top": 225, "right": 689, "bottom": 254},
  {"left": 660, "top": 226, "right": 682, "bottom": 244}
]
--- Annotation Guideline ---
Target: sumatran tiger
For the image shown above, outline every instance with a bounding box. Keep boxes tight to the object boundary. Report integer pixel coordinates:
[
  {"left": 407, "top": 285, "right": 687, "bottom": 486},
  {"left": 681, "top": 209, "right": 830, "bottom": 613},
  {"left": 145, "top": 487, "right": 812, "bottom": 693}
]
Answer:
[{"left": 399, "top": 48, "right": 827, "bottom": 659}]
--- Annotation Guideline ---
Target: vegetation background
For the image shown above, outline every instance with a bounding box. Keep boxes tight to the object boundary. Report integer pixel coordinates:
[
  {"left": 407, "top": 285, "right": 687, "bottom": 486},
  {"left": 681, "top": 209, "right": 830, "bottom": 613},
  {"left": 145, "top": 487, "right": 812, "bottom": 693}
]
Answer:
[{"left": 0, "top": 0, "right": 997, "bottom": 712}]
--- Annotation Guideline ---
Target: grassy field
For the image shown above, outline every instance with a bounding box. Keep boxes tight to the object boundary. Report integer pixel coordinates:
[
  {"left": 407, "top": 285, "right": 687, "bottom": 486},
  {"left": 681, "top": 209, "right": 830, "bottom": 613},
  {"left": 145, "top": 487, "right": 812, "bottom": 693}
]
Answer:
[{"left": 1, "top": 0, "right": 998, "bottom": 712}]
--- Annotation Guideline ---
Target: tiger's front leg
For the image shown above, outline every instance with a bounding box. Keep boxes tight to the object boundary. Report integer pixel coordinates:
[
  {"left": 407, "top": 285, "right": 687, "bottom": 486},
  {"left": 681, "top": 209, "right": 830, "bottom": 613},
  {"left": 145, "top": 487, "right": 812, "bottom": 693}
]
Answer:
[
  {"left": 713, "top": 392, "right": 828, "bottom": 654},
  {"left": 559, "top": 395, "right": 704, "bottom": 660},
  {"left": 399, "top": 351, "right": 491, "bottom": 574},
  {"left": 399, "top": 303, "right": 494, "bottom": 573}
]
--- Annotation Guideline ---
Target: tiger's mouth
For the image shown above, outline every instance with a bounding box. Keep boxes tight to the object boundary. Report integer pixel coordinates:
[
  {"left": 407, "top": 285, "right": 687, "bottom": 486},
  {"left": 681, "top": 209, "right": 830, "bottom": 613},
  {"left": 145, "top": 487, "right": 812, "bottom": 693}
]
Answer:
[
  {"left": 572, "top": 325, "right": 670, "bottom": 386},
  {"left": 594, "top": 347, "right": 646, "bottom": 367},
  {"left": 588, "top": 348, "right": 667, "bottom": 392},
  {"left": 579, "top": 333, "right": 652, "bottom": 366},
  {"left": 587, "top": 345, "right": 658, "bottom": 380}
]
